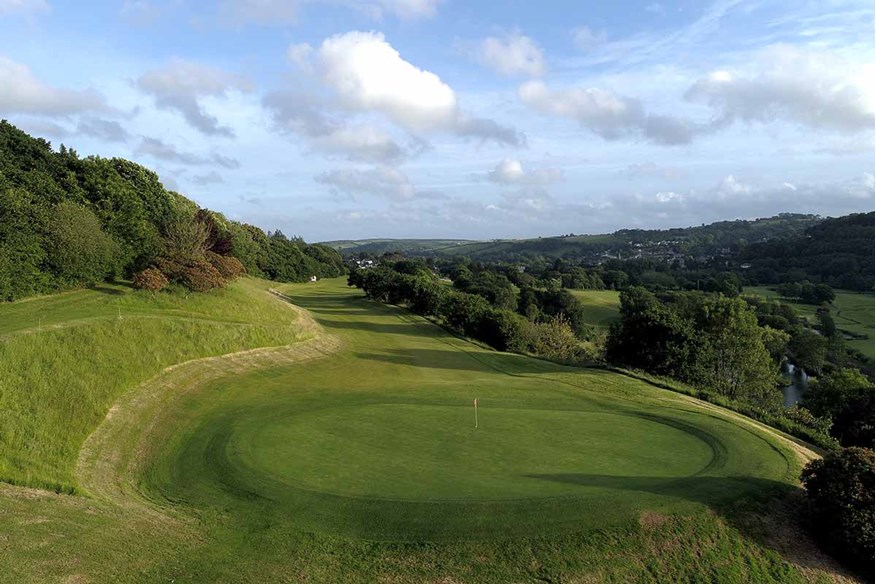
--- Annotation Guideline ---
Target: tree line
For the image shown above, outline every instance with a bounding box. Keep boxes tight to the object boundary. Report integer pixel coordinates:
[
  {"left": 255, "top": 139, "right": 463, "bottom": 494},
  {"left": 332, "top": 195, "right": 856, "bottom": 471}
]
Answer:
[{"left": 0, "top": 121, "right": 345, "bottom": 300}]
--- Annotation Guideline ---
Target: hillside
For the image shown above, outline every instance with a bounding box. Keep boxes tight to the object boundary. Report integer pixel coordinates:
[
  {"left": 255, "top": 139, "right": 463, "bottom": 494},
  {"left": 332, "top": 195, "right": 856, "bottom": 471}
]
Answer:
[
  {"left": 327, "top": 214, "right": 823, "bottom": 262},
  {"left": 0, "top": 277, "right": 312, "bottom": 492},
  {"left": 321, "top": 238, "right": 476, "bottom": 255},
  {"left": 0, "top": 278, "right": 854, "bottom": 583}
]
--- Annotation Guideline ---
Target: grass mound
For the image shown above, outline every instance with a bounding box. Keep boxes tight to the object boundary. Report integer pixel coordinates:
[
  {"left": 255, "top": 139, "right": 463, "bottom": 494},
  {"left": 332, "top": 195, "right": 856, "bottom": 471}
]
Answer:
[{"left": 0, "top": 279, "right": 308, "bottom": 492}]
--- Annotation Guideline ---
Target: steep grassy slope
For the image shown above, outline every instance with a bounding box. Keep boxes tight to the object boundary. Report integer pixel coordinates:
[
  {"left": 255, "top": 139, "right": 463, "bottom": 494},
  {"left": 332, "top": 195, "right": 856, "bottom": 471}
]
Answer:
[
  {"left": 0, "top": 279, "right": 856, "bottom": 583},
  {"left": 0, "top": 278, "right": 310, "bottom": 491}
]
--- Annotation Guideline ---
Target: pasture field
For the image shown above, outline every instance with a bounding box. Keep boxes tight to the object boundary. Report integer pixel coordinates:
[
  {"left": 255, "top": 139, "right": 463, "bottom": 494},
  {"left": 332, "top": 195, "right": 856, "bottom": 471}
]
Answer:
[
  {"left": 744, "top": 286, "right": 874, "bottom": 359},
  {"left": 0, "top": 278, "right": 852, "bottom": 583},
  {"left": 569, "top": 289, "right": 621, "bottom": 329}
]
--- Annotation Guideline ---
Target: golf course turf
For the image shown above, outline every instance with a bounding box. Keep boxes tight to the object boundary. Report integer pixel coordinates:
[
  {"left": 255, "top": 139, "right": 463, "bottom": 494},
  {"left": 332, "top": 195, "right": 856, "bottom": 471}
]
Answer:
[{"left": 1, "top": 277, "right": 848, "bottom": 582}]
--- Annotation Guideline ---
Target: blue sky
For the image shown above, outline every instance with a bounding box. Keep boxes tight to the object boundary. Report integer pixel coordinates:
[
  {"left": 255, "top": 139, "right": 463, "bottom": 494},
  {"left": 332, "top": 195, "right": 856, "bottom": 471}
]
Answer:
[{"left": 1, "top": 0, "right": 873, "bottom": 241}]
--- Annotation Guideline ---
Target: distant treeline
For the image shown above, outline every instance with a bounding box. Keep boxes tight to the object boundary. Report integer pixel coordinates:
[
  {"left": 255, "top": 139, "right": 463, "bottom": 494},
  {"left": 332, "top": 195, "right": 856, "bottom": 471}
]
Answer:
[
  {"left": 344, "top": 213, "right": 874, "bottom": 293},
  {"left": 0, "top": 121, "right": 345, "bottom": 300},
  {"left": 349, "top": 261, "right": 599, "bottom": 365}
]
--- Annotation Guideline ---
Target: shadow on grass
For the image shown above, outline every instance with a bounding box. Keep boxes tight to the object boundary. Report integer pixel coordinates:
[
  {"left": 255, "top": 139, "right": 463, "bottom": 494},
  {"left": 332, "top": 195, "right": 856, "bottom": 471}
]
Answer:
[
  {"left": 525, "top": 473, "right": 791, "bottom": 507},
  {"left": 88, "top": 284, "right": 128, "bottom": 295},
  {"left": 527, "top": 472, "right": 852, "bottom": 578},
  {"left": 353, "top": 349, "right": 492, "bottom": 372}
]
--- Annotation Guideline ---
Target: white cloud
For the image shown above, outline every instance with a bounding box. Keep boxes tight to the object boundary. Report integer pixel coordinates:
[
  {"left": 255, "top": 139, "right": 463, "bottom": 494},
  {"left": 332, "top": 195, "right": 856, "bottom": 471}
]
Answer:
[
  {"left": 0, "top": 56, "right": 106, "bottom": 116},
  {"left": 475, "top": 32, "right": 545, "bottom": 77},
  {"left": 518, "top": 80, "right": 697, "bottom": 145},
  {"left": 315, "top": 165, "right": 418, "bottom": 200},
  {"left": 0, "top": 0, "right": 49, "bottom": 16},
  {"left": 313, "top": 31, "right": 523, "bottom": 145},
  {"left": 263, "top": 91, "right": 408, "bottom": 163},
  {"left": 486, "top": 158, "right": 564, "bottom": 185},
  {"left": 685, "top": 44, "right": 874, "bottom": 132},
  {"left": 318, "top": 31, "right": 456, "bottom": 131},
  {"left": 137, "top": 58, "right": 251, "bottom": 137}
]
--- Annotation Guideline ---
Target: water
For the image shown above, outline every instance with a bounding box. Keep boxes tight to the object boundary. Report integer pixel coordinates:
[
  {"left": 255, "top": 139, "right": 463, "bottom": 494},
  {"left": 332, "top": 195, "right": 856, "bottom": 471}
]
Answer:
[{"left": 781, "top": 360, "right": 809, "bottom": 407}]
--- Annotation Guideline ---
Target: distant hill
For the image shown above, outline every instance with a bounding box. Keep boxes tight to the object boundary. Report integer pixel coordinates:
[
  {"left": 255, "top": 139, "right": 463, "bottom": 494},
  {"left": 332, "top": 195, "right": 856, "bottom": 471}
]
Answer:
[
  {"left": 327, "top": 214, "right": 824, "bottom": 262},
  {"left": 739, "top": 211, "right": 874, "bottom": 291},
  {"left": 321, "top": 238, "right": 476, "bottom": 256}
]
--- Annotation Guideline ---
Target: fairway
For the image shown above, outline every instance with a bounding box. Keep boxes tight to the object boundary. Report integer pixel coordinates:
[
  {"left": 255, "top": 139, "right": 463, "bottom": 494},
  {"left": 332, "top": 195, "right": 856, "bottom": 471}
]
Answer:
[
  {"left": 1, "top": 278, "right": 832, "bottom": 582},
  {"left": 569, "top": 289, "right": 621, "bottom": 329},
  {"left": 135, "top": 279, "right": 795, "bottom": 542}
]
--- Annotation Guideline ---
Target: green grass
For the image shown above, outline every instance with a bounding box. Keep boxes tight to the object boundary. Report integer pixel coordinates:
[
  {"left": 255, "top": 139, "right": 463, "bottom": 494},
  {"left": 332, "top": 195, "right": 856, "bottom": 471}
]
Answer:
[
  {"left": 570, "top": 289, "right": 621, "bottom": 329},
  {"left": 0, "top": 278, "right": 309, "bottom": 491},
  {"left": 0, "top": 278, "right": 848, "bottom": 582},
  {"left": 744, "top": 286, "right": 874, "bottom": 359}
]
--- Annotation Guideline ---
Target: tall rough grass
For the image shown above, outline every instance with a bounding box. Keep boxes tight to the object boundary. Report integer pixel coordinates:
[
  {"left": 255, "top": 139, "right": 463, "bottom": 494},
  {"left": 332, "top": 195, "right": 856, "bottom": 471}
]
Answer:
[{"left": 0, "top": 279, "right": 305, "bottom": 492}]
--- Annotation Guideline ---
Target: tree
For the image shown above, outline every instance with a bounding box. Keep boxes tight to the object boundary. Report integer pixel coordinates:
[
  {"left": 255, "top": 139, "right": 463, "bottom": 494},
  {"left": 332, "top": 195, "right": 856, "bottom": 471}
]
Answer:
[
  {"left": 692, "top": 296, "right": 780, "bottom": 406},
  {"left": 606, "top": 287, "right": 696, "bottom": 378},
  {"left": 789, "top": 329, "right": 828, "bottom": 375},
  {"left": 45, "top": 201, "right": 120, "bottom": 285},
  {"left": 803, "top": 369, "right": 875, "bottom": 448},
  {"left": 800, "top": 447, "right": 874, "bottom": 574}
]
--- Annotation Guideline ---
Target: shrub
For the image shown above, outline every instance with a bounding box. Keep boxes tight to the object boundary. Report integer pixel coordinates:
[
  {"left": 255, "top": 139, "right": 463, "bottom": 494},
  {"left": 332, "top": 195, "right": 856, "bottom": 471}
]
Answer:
[
  {"left": 206, "top": 251, "right": 247, "bottom": 280},
  {"left": 132, "top": 267, "right": 168, "bottom": 292},
  {"left": 156, "top": 257, "right": 226, "bottom": 293},
  {"left": 800, "top": 447, "right": 874, "bottom": 574}
]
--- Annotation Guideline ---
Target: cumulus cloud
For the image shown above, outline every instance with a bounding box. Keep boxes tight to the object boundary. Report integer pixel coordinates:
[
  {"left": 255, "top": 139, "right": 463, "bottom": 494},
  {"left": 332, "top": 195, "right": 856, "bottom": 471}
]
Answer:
[
  {"left": 519, "top": 79, "right": 697, "bottom": 145},
  {"left": 217, "top": 0, "right": 439, "bottom": 25},
  {"left": 685, "top": 44, "right": 874, "bottom": 132},
  {"left": 263, "top": 91, "right": 408, "bottom": 163},
  {"left": 486, "top": 158, "right": 563, "bottom": 185},
  {"left": 137, "top": 58, "right": 251, "bottom": 137},
  {"left": 76, "top": 118, "right": 130, "bottom": 142},
  {"left": 315, "top": 165, "right": 418, "bottom": 200},
  {"left": 135, "top": 136, "right": 240, "bottom": 168},
  {"left": 0, "top": 0, "right": 49, "bottom": 16},
  {"left": 312, "top": 31, "right": 523, "bottom": 145},
  {"left": 475, "top": 31, "right": 545, "bottom": 77},
  {"left": 0, "top": 56, "right": 106, "bottom": 116}
]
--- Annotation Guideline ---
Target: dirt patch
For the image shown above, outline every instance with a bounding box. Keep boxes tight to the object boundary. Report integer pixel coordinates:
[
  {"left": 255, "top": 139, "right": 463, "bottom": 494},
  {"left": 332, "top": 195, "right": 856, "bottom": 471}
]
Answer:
[{"left": 638, "top": 511, "right": 669, "bottom": 531}]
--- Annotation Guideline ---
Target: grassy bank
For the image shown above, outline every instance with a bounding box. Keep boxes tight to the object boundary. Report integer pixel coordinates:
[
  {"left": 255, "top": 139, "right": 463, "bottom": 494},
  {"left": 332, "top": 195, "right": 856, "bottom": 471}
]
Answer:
[{"left": 0, "top": 278, "right": 309, "bottom": 492}]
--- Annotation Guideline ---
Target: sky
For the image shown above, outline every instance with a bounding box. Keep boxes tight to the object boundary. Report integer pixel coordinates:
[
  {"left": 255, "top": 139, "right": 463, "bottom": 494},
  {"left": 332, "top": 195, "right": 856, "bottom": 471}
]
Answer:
[{"left": 0, "top": 0, "right": 873, "bottom": 241}]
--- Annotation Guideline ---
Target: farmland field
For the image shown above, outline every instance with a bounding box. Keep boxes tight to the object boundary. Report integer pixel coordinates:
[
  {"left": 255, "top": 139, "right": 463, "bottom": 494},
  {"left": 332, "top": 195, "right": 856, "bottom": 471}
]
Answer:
[
  {"left": 0, "top": 278, "right": 848, "bottom": 583},
  {"left": 744, "top": 286, "right": 874, "bottom": 359},
  {"left": 569, "top": 289, "right": 621, "bottom": 329}
]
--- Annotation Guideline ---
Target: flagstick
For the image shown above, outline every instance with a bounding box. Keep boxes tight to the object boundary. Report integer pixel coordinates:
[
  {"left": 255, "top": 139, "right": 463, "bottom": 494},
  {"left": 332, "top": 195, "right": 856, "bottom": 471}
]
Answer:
[{"left": 475, "top": 398, "right": 478, "bottom": 429}]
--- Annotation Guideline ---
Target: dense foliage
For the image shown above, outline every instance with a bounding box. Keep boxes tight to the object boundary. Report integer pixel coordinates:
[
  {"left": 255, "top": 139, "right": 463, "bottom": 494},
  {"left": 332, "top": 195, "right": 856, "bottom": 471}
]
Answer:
[
  {"left": 803, "top": 369, "right": 875, "bottom": 448},
  {"left": 606, "top": 287, "right": 782, "bottom": 408},
  {"left": 801, "top": 447, "right": 874, "bottom": 575},
  {"left": 0, "top": 121, "right": 345, "bottom": 300},
  {"left": 348, "top": 263, "right": 595, "bottom": 364}
]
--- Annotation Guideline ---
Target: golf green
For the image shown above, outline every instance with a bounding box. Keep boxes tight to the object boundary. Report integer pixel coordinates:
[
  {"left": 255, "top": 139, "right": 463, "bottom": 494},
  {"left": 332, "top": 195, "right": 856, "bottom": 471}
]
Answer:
[{"left": 239, "top": 404, "right": 714, "bottom": 500}]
